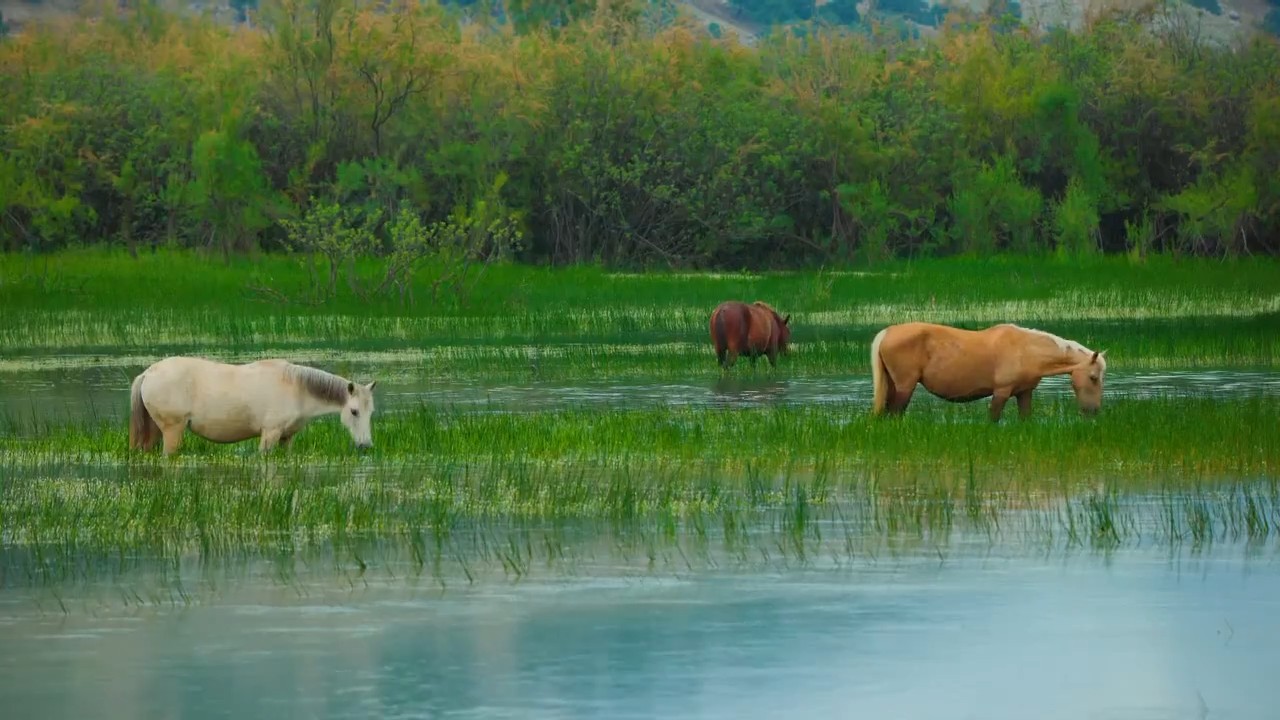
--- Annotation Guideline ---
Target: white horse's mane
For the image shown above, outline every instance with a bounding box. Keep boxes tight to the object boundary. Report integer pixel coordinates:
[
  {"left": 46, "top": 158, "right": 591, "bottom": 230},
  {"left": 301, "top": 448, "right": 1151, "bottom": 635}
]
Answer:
[
  {"left": 1011, "top": 325, "right": 1104, "bottom": 368},
  {"left": 285, "top": 363, "right": 351, "bottom": 405}
]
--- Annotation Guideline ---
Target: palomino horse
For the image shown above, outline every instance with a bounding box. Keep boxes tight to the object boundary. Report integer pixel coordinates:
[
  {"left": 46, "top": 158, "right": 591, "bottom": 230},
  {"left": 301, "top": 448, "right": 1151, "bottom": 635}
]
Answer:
[
  {"left": 869, "top": 322, "right": 1107, "bottom": 421},
  {"left": 129, "top": 356, "right": 378, "bottom": 455},
  {"left": 709, "top": 300, "right": 792, "bottom": 369}
]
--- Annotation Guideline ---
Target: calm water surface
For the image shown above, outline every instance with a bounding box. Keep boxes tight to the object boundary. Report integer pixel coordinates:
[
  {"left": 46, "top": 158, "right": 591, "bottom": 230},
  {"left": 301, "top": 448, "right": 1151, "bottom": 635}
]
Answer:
[
  {"left": 3, "top": 353, "right": 1279, "bottom": 718},
  {"left": 1, "top": 544, "right": 1278, "bottom": 720}
]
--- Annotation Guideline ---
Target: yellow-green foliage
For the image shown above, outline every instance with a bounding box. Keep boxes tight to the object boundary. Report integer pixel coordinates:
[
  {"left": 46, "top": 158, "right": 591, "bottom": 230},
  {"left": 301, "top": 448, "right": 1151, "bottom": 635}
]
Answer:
[{"left": 1, "top": 1, "right": 1279, "bottom": 265}]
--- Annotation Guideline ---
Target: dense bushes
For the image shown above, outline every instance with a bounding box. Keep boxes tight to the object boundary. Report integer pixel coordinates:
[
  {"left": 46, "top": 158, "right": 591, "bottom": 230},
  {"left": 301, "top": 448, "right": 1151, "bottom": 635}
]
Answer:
[{"left": 1, "top": 0, "right": 1278, "bottom": 267}]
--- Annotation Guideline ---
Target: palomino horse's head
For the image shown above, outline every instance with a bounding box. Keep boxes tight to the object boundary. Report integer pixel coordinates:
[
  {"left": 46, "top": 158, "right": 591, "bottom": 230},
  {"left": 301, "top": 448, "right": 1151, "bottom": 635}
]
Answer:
[
  {"left": 1068, "top": 351, "right": 1107, "bottom": 416},
  {"left": 340, "top": 381, "right": 378, "bottom": 449}
]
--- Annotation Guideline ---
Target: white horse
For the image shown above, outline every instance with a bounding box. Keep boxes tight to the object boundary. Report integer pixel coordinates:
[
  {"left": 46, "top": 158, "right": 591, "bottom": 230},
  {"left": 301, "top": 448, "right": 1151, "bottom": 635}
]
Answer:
[{"left": 129, "top": 357, "right": 378, "bottom": 455}]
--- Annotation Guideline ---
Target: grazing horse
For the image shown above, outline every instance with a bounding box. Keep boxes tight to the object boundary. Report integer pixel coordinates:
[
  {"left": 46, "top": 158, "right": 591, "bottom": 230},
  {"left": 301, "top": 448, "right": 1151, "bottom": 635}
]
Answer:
[
  {"left": 869, "top": 322, "right": 1107, "bottom": 421},
  {"left": 129, "top": 356, "right": 378, "bottom": 455},
  {"left": 709, "top": 300, "right": 792, "bottom": 370}
]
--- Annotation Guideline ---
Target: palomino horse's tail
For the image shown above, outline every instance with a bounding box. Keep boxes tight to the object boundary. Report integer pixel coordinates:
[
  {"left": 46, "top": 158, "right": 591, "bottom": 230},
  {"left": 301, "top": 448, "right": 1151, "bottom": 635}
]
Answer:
[
  {"left": 870, "top": 328, "right": 889, "bottom": 415},
  {"left": 129, "top": 373, "right": 160, "bottom": 450}
]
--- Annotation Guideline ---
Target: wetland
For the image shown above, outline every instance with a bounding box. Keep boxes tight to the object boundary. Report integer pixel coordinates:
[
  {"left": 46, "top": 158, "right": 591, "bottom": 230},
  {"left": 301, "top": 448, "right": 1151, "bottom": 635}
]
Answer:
[{"left": 1, "top": 251, "right": 1279, "bottom": 718}]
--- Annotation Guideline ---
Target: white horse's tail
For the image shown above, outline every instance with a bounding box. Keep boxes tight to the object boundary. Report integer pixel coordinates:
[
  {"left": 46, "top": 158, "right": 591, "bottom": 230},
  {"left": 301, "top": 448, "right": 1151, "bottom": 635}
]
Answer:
[
  {"left": 129, "top": 373, "right": 160, "bottom": 451},
  {"left": 870, "top": 328, "right": 889, "bottom": 415}
]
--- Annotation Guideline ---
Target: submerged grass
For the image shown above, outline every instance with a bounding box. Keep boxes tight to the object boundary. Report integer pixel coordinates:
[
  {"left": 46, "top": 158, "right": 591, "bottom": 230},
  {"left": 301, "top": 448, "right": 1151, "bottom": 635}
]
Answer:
[
  {"left": 2, "top": 456, "right": 1277, "bottom": 595},
  {"left": 2, "top": 397, "right": 1275, "bottom": 552}
]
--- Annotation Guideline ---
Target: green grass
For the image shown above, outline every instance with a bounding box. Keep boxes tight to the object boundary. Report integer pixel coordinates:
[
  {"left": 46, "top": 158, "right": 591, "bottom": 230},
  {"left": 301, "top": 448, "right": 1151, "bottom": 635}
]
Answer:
[
  {"left": 2, "top": 397, "right": 1276, "bottom": 542},
  {"left": 4, "top": 396, "right": 1276, "bottom": 476},
  {"left": 0, "top": 249, "right": 1276, "bottom": 376},
  {"left": 5, "top": 247, "right": 1277, "bottom": 315}
]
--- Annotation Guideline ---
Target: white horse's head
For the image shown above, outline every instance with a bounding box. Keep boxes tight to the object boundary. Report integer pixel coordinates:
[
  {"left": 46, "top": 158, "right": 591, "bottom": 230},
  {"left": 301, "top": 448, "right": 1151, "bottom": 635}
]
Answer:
[
  {"left": 1068, "top": 351, "right": 1107, "bottom": 416},
  {"left": 340, "top": 381, "right": 378, "bottom": 449}
]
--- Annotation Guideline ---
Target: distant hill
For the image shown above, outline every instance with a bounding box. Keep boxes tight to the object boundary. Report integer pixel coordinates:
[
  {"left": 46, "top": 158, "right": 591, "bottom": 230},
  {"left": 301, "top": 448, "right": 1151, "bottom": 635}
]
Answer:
[
  {"left": 677, "top": 0, "right": 1275, "bottom": 47},
  {"left": 1, "top": 0, "right": 1275, "bottom": 45}
]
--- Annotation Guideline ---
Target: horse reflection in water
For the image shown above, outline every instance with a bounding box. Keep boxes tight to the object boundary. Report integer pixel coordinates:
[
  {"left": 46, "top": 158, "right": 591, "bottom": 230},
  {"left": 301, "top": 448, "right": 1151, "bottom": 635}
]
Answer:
[{"left": 710, "top": 375, "right": 789, "bottom": 408}]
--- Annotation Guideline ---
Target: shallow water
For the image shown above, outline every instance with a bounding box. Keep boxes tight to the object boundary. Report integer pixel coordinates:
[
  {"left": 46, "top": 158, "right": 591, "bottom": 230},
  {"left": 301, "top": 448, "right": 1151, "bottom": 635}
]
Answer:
[
  {"left": 2, "top": 362, "right": 1278, "bottom": 425},
  {"left": 1, "top": 541, "right": 1277, "bottom": 720}
]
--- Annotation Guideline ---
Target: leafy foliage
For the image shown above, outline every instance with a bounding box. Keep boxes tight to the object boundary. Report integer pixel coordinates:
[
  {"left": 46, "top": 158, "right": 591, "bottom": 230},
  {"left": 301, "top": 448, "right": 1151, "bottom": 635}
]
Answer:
[{"left": 1, "top": 0, "right": 1279, "bottom": 268}]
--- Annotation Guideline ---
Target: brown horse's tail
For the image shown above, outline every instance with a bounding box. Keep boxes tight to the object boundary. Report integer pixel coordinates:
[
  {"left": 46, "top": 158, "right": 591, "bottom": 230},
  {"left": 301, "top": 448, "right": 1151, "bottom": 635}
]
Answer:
[
  {"left": 711, "top": 307, "right": 726, "bottom": 350},
  {"left": 129, "top": 373, "right": 159, "bottom": 451},
  {"left": 870, "top": 328, "right": 889, "bottom": 415}
]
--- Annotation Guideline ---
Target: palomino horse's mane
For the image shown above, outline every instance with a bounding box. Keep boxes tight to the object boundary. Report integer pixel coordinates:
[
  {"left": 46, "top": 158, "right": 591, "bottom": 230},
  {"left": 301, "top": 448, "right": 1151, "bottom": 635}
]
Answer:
[
  {"left": 285, "top": 363, "right": 351, "bottom": 405},
  {"left": 1012, "top": 325, "right": 1104, "bottom": 367}
]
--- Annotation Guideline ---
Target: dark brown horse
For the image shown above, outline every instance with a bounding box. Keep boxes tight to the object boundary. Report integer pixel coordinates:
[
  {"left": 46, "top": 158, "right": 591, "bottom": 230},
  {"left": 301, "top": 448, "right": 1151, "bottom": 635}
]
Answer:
[{"left": 709, "top": 301, "right": 791, "bottom": 369}]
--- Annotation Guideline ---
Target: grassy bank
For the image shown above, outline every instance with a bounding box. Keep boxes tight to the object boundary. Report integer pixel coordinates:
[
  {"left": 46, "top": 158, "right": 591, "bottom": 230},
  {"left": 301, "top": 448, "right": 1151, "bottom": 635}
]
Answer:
[{"left": 1, "top": 250, "right": 1277, "bottom": 376}]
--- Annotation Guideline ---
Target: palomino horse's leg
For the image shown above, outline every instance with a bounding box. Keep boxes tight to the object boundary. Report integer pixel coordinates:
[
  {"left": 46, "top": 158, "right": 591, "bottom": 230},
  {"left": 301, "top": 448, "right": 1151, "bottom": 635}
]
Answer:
[
  {"left": 989, "top": 389, "right": 1013, "bottom": 422},
  {"left": 884, "top": 367, "right": 917, "bottom": 415},
  {"left": 887, "top": 385, "right": 916, "bottom": 414},
  {"left": 1016, "top": 390, "right": 1034, "bottom": 420}
]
